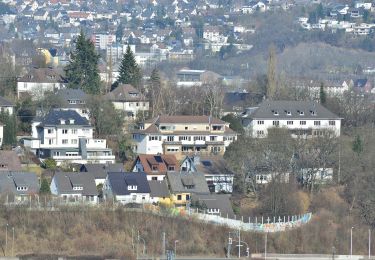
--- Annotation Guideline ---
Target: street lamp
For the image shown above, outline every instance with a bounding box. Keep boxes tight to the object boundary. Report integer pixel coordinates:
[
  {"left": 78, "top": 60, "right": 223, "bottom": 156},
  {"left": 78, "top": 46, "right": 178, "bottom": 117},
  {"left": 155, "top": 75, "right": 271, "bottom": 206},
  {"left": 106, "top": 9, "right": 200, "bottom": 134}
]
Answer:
[
  {"left": 350, "top": 226, "right": 354, "bottom": 258},
  {"left": 174, "top": 240, "right": 179, "bottom": 257}
]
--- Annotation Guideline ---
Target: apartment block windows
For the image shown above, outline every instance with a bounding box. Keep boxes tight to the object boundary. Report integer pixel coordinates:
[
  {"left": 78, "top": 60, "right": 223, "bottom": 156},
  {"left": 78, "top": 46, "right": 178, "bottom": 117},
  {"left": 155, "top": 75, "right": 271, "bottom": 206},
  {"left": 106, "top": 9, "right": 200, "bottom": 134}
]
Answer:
[
  {"left": 47, "top": 129, "right": 54, "bottom": 134},
  {"left": 71, "top": 139, "right": 78, "bottom": 145},
  {"left": 149, "top": 136, "right": 161, "bottom": 141},
  {"left": 210, "top": 136, "right": 217, "bottom": 141},
  {"left": 62, "top": 139, "right": 68, "bottom": 144},
  {"left": 300, "top": 121, "right": 306, "bottom": 125},
  {"left": 167, "top": 136, "right": 174, "bottom": 142},
  {"left": 177, "top": 195, "right": 182, "bottom": 201},
  {"left": 71, "top": 129, "right": 77, "bottom": 134},
  {"left": 287, "top": 121, "right": 294, "bottom": 125},
  {"left": 179, "top": 136, "right": 191, "bottom": 141},
  {"left": 272, "top": 121, "right": 279, "bottom": 126},
  {"left": 257, "top": 120, "right": 264, "bottom": 125},
  {"left": 329, "top": 121, "right": 336, "bottom": 126},
  {"left": 62, "top": 129, "right": 68, "bottom": 134},
  {"left": 314, "top": 121, "right": 321, "bottom": 126}
]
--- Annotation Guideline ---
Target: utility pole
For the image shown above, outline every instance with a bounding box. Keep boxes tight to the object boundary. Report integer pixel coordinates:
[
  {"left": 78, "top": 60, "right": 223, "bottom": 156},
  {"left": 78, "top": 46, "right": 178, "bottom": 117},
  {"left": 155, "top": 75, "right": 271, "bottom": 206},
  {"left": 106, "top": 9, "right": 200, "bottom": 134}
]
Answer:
[
  {"left": 238, "top": 228, "right": 241, "bottom": 258},
  {"left": 369, "top": 229, "right": 371, "bottom": 259},
  {"left": 265, "top": 232, "right": 268, "bottom": 260},
  {"left": 162, "top": 232, "right": 166, "bottom": 257},
  {"left": 5, "top": 224, "right": 8, "bottom": 256},
  {"left": 12, "top": 227, "right": 14, "bottom": 257},
  {"left": 350, "top": 227, "right": 353, "bottom": 258}
]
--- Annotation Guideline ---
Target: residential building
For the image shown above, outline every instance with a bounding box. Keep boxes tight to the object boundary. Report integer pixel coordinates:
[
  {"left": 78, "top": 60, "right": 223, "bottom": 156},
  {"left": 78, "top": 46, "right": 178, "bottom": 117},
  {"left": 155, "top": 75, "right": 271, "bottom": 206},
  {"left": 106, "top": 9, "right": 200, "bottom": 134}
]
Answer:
[
  {"left": 176, "top": 69, "right": 222, "bottom": 87},
  {"left": 17, "top": 68, "right": 66, "bottom": 99},
  {"left": 54, "top": 88, "right": 89, "bottom": 119},
  {"left": 91, "top": 32, "right": 116, "bottom": 50},
  {"left": 132, "top": 115, "right": 238, "bottom": 159},
  {"left": 0, "top": 96, "right": 15, "bottom": 115},
  {"left": 166, "top": 171, "right": 210, "bottom": 208},
  {"left": 0, "top": 172, "right": 39, "bottom": 203},
  {"left": 241, "top": 100, "right": 342, "bottom": 138},
  {"left": 148, "top": 180, "right": 171, "bottom": 205},
  {"left": 79, "top": 163, "right": 124, "bottom": 186},
  {"left": 106, "top": 84, "right": 149, "bottom": 120},
  {"left": 0, "top": 151, "right": 22, "bottom": 171},
  {"left": 25, "top": 110, "right": 115, "bottom": 166},
  {"left": 180, "top": 155, "right": 234, "bottom": 193},
  {"left": 191, "top": 194, "right": 235, "bottom": 218},
  {"left": 352, "top": 78, "right": 373, "bottom": 93},
  {"left": 50, "top": 172, "right": 99, "bottom": 204},
  {"left": 132, "top": 154, "right": 179, "bottom": 181},
  {"left": 103, "top": 172, "right": 151, "bottom": 205}
]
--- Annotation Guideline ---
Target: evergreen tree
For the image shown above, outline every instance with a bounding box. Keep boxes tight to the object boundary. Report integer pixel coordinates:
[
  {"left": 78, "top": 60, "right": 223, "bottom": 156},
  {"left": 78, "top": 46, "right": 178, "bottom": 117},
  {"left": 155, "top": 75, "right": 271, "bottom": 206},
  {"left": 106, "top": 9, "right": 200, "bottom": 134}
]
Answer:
[
  {"left": 64, "top": 30, "right": 101, "bottom": 94},
  {"left": 117, "top": 45, "right": 142, "bottom": 89},
  {"left": 319, "top": 83, "right": 326, "bottom": 105},
  {"left": 40, "top": 178, "right": 51, "bottom": 194},
  {"left": 352, "top": 135, "right": 363, "bottom": 157},
  {"left": 0, "top": 111, "right": 16, "bottom": 146}
]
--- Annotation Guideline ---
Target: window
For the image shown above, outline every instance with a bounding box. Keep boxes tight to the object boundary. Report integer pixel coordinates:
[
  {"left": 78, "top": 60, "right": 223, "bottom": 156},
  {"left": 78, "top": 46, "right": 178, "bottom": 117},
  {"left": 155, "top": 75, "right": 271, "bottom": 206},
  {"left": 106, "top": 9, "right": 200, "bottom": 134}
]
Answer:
[
  {"left": 168, "top": 166, "right": 175, "bottom": 171},
  {"left": 62, "top": 129, "right": 68, "bottom": 134},
  {"left": 62, "top": 139, "right": 68, "bottom": 144},
  {"left": 206, "top": 126, "right": 210, "bottom": 130},
  {"left": 300, "top": 121, "right": 306, "bottom": 125},
  {"left": 185, "top": 126, "right": 188, "bottom": 130},
  {"left": 152, "top": 177, "right": 157, "bottom": 180},
  {"left": 71, "top": 129, "right": 77, "bottom": 134},
  {"left": 194, "top": 136, "right": 205, "bottom": 141},
  {"left": 177, "top": 195, "right": 182, "bottom": 200},
  {"left": 72, "top": 186, "right": 83, "bottom": 190},
  {"left": 329, "top": 121, "right": 336, "bottom": 126},
  {"left": 298, "top": 110, "right": 304, "bottom": 116},
  {"left": 47, "top": 129, "right": 54, "bottom": 134},
  {"left": 128, "top": 185, "right": 138, "bottom": 191},
  {"left": 257, "top": 120, "right": 264, "bottom": 125},
  {"left": 48, "top": 139, "right": 53, "bottom": 145},
  {"left": 186, "top": 194, "right": 190, "bottom": 200},
  {"left": 136, "top": 102, "right": 139, "bottom": 107},
  {"left": 212, "top": 125, "right": 223, "bottom": 131},
  {"left": 272, "top": 110, "right": 279, "bottom": 116},
  {"left": 149, "top": 136, "right": 161, "bottom": 141},
  {"left": 16, "top": 186, "right": 28, "bottom": 191},
  {"left": 256, "top": 130, "right": 264, "bottom": 136},
  {"left": 167, "top": 136, "right": 174, "bottom": 142},
  {"left": 314, "top": 121, "right": 321, "bottom": 126},
  {"left": 287, "top": 121, "right": 293, "bottom": 125},
  {"left": 272, "top": 121, "right": 279, "bottom": 126},
  {"left": 286, "top": 111, "right": 291, "bottom": 116},
  {"left": 53, "top": 151, "right": 60, "bottom": 156},
  {"left": 152, "top": 165, "right": 158, "bottom": 171},
  {"left": 210, "top": 136, "right": 217, "bottom": 141},
  {"left": 179, "top": 136, "right": 191, "bottom": 141},
  {"left": 71, "top": 139, "right": 78, "bottom": 145}
]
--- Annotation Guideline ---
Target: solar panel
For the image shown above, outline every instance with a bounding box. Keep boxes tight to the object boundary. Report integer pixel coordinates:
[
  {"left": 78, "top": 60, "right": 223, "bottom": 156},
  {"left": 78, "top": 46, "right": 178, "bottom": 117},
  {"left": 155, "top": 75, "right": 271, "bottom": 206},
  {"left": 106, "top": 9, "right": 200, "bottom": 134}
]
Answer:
[{"left": 201, "top": 160, "right": 212, "bottom": 167}]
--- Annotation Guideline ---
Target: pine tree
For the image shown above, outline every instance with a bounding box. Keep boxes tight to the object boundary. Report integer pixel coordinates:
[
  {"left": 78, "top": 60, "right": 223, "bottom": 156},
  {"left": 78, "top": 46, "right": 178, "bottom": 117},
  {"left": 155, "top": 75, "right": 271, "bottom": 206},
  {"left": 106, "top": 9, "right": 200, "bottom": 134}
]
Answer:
[
  {"left": 40, "top": 178, "right": 51, "bottom": 194},
  {"left": 117, "top": 45, "right": 142, "bottom": 90},
  {"left": 266, "top": 44, "right": 277, "bottom": 100},
  {"left": 64, "top": 30, "right": 101, "bottom": 94},
  {"left": 0, "top": 111, "right": 16, "bottom": 146},
  {"left": 319, "top": 83, "right": 326, "bottom": 105}
]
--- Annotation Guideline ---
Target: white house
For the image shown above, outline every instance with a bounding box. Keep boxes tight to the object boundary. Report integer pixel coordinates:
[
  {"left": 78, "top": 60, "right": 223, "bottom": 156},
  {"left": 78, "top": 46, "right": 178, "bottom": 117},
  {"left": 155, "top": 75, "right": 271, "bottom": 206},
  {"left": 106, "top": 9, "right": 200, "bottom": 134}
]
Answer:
[
  {"left": 105, "top": 84, "right": 149, "bottom": 120},
  {"left": 17, "top": 68, "right": 66, "bottom": 100},
  {"left": 103, "top": 172, "right": 151, "bottom": 204},
  {"left": 132, "top": 115, "right": 238, "bottom": 159},
  {"left": 24, "top": 109, "right": 115, "bottom": 166},
  {"left": 0, "top": 96, "right": 15, "bottom": 115},
  {"left": 242, "top": 100, "right": 342, "bottom": 138},
  {"left": 50, "top": 172, "right": 99, "bottom": 204}
]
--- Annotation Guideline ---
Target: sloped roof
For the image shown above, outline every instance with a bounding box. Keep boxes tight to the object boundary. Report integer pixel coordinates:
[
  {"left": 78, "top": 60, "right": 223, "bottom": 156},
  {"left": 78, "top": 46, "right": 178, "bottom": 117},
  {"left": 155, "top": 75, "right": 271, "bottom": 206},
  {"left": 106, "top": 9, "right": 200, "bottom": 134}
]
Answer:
[
  {"left": 0, "top": 96, "right": 14, "bottom": 107},
  {"left": 144, "top": 115, "right": 226, "bottom": 124},
  {"left": 56, "top": 88, "right": 87, "bottom": 107},
  {"left": 248, "top": 100, "right": 340, "bottom": 119},
  {"left": 53, "top": 172, "right": 98, "bottom": 196},
  {"left": 0, "top": 172, "right": 39, "bottom": 195},
  {"left": 41, "top": 109, "right": 90, "bottom": 126},
  {"left": 0, "top": 151, "right": 22, "bottom": 171},
  {"left": 106, "top": 84, "right": 146, "bottom": 102},
  {"left": 192, "top": 193, "right": 235, "bottom": 218},
  {"left": 183, "top": 155, "right": 234, "bottom": 176},
  {"left": 18, "top": 67, "right": 65, "bottom": 83},
  {"left": 135, "top": 154, "right": 178, "bottom": 175},
  {"left": 166, "top": 171, "right": 209, "bottom": 194},
  {"left": 149, "top": 180, "right": 170, "bottom": 198},
  {"left": 107, "top": 172, "right": 150, "bottom": 195},
  {"left": 80, "top": 163, "right": 124, "bottom": 179}
]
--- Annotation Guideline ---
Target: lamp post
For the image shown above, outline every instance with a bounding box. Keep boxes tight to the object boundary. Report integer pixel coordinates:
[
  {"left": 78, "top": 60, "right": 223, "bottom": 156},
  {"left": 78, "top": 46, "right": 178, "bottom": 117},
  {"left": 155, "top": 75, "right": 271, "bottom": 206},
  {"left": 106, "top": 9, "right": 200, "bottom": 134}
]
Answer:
[
  {"left": 369, "top": 229, "right": 371, "bottom": 259},
  {"left": 174, "top": 240, "right": 179, "bottom": 258},
  {"left": 12, "top": 227, "right": 14, "bottom": 257},
  {"left": 351, "top": 227, "right": 354, "bottom": 257}
]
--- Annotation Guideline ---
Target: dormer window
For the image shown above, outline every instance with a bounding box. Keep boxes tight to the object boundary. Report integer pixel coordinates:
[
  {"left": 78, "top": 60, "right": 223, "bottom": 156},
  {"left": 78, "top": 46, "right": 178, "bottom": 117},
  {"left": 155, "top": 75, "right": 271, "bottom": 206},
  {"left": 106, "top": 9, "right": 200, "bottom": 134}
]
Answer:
[
  {"left": 16, "top": 186, "right": 28, "bottom": 191},
  {"left": 128, "top": 185, "right": 137, "bottom": 191},
  {"left": 212, "top": 125, "right": 223, "bottom": 131},
  {"left": 69, "top": 119, "right": 75, "bottom": 124},
  {"left": 0, "top": 164, "right": 7, "bottom": 168},
  {"left": 129, "top": 92, "right": 139, "bottom": 97},
  {"left": 297, "top": 110, "right": 304, "bottom": 116},
  {"left": 152, "top": 165, "right": 158, "bottom": 171},
  {"left": 310, "top": 110, "right": 316, "bottom": 116},
  {"left": 272, "top": 110, "right": 279, "bottom": 116},
  {"left": 285, "top": 110, "right": 291, "bottom": 116},
  {"left": 72, "top": 186, "right": 83, "bottom": 190},
  {"left": 60, "top": 119, "right": 65, "bottom": 124}
]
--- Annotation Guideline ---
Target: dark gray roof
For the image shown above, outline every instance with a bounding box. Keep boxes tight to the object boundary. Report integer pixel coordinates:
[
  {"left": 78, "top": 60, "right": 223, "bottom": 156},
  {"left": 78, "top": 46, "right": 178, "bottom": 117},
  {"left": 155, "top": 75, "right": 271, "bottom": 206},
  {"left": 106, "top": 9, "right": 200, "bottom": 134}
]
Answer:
[
  {"left": 107, "top": 172, "right": 150, "bottom": 195},
  {"left": 0, "top": 96, "right": 14, "bottom": 107},
  {"left": 41, "top": 109, "right": 90, "bottom": 126},
  {"left": 56, "top": 89, "right": 87, "bottom": 108},
  {"left": 0, "top": 151, "right": 22, "bottom": 171},
  {"left": 149, "top": 180, "right": 170, "bottom": 198},
  {"left": 0, "top": 172, "right": 39, "bottom": 195},
  {"left": 80, "top": 163, "right": 124, "bottom": 179},
  {"left": 52, "top": 172, "right": 98, "bottom": 196},
  {"left": 166, "top": 171, "right": 210, "bottom": 194},
  {"left": 192, "top": 194, "right": 235, "bottom": 218},
  {"left": 248, "top": 100, "right": 340, "bottom": 119}
]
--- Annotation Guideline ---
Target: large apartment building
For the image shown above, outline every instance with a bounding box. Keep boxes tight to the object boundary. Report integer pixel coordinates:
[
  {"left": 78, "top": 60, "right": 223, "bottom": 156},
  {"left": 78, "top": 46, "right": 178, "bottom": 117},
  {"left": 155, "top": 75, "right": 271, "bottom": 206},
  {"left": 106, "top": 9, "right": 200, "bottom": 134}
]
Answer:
[
  {"left": 242, "top": 100, "right": 342, "bottom": 138},
  {"left": 132, "top": 115, "right": 238, "bottom": 159},
  {"left": 24, "top": 110, "right": 115, "bottom": 165}
]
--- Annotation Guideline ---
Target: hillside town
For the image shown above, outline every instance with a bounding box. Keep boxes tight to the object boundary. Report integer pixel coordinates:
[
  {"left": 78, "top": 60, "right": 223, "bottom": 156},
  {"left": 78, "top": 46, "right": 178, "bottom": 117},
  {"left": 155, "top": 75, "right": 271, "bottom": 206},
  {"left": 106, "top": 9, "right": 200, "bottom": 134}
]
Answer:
[{"left": 0, "top": 0, "right": 374, "bottom": 259}]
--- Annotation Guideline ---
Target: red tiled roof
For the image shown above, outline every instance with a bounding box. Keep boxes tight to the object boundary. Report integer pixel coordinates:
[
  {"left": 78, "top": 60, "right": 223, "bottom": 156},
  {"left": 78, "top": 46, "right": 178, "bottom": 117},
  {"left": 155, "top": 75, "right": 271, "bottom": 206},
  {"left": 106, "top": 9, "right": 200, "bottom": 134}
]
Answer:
[{"left": 135, "top": 154, "right": 178, "bottom": 175}]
